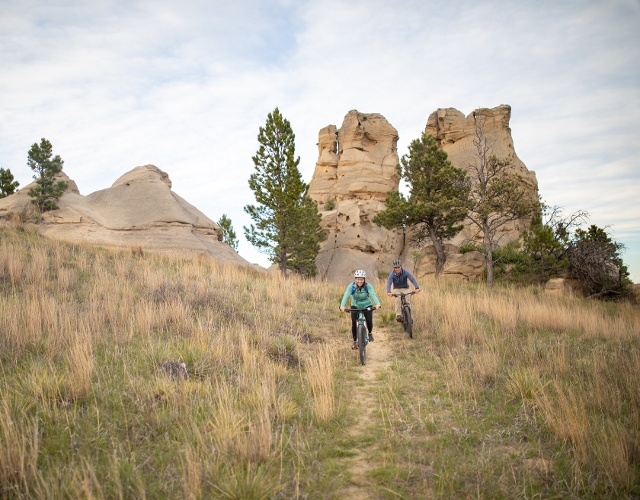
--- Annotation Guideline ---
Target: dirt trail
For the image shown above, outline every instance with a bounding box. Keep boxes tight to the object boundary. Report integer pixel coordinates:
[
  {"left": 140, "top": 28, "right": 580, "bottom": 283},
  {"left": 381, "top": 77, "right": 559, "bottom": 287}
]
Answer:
[{"left": 339, "top": 324, "right": 397, "bottom": 499}]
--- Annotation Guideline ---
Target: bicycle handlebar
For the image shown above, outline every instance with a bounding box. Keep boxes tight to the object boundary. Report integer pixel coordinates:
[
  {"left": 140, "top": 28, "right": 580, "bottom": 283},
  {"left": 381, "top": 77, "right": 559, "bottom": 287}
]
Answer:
[
  {"left": 343, "top": 306, "right": 377, "bottom": 312},
  {"left": 391, "top": 291, "right": 416, "bottom": 297}
]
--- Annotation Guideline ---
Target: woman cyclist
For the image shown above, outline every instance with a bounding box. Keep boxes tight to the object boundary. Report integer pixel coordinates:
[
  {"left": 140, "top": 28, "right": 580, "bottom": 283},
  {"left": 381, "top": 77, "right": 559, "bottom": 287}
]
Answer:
[{"left": 340, "top": 270, "right": 381, "bottom": 350}]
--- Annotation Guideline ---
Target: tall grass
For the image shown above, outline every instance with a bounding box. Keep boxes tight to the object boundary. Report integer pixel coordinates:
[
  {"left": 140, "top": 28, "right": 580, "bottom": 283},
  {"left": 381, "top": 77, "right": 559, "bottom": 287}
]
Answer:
[
  {"left": 1, "top": 225, "right": 638, "bottom": 498},
  {"left": 0, "top": 226, "right": 348, "bottom": 498},
  {"left": 377, "top": 278, "right": 640, "bottom": 497}
]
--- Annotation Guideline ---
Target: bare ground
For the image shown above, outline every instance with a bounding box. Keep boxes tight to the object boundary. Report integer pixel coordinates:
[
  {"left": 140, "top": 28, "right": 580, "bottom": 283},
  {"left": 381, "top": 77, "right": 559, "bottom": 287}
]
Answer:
[{"left": 337, "top": 324, "right": 398, "bottom": 499}]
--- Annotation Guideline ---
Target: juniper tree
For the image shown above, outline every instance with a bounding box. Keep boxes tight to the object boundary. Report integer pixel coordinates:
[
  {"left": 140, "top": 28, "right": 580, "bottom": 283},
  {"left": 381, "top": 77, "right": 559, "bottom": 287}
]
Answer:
[
  {"left": 568, "top": 224, "right": 630, "bottom": 299},
  {"left": 217, "top": 214, "right": 239, "bottom": 251},
  {"left": 27, "top": 138, "right": 68, "bottom": 211},
  {"left": 374, "top": 133, "right": 471, "bottom": 277},
  {"left": 466, "top": 119, "right": 538, "bottom": 287},
  {"left": 0, "top": 167, "right": 20, "bottom": 198},
  {"left": 244, "top": 108, "right": 325, "bottom": 277}
]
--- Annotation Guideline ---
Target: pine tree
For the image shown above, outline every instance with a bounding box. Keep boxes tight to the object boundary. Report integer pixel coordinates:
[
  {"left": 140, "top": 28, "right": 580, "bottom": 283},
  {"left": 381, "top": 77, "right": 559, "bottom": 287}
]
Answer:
[
  {"left": 217, "top": 214, "right": 239, "bottom": 251},
  {"left": 244, "top": 108, "right": 325, "bottom": 277},
  {"left": 27, "top": 138, "right": 68, "bottom": 211},
  {"left": 0, "top": 167, "right": 20, "bottom": 198},
  {"left": 374, "top": 133, "right": 471, "bottom": 277}
]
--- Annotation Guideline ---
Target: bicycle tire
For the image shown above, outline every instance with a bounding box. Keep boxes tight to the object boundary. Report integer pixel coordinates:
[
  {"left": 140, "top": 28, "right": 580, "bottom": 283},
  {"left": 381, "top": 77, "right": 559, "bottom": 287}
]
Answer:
[
  {"left": 404, "top": 305, "right": 413, "bottom": 338},
  {"left": 357, "top": 324, "right": 367, "bottom": 365}
]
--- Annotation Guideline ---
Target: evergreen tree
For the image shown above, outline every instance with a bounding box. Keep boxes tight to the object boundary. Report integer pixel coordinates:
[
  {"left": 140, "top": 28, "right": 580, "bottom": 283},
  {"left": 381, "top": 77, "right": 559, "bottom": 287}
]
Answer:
[
  {"left": 466, "top": 119, "right": 537, "bottom": 287},
  {"left": 374, "top": 133, "right": 471, "bottom": 277},
  {"left": 0, "top": 167, "right": 20, "bottom": 198},
  {"left": 27, "top": 138, "right": 68, "bottom": 211},
  {"left": 568, "top": 224, "right": 631, "bottom": 299},
  {"left": 521, "top": 201, "right": 588, "bottom": 282},
  {"left": 217, "top": 214, "right": 239, "bottom": 251},
  {"left": 244, "top": 108, "right": 325, "bottom": 277}
]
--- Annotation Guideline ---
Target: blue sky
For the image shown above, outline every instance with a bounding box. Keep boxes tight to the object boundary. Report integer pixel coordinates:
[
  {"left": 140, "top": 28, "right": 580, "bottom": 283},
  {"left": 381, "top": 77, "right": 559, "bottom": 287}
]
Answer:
[{"left": 1, "top": 0, "right": 639, "bottom": 282}]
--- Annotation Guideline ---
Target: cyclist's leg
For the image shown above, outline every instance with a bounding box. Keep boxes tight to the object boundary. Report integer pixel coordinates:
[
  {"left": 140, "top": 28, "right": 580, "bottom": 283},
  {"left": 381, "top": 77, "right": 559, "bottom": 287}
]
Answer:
[
  {"left": 350, "top": 310, "right": 358, "bottom": 348},
  {"left": 394, "top": 291, "right": 403, "bottom": 320},
  {"left": 364, "top": 308, "right": 374, "bottom": 341}
]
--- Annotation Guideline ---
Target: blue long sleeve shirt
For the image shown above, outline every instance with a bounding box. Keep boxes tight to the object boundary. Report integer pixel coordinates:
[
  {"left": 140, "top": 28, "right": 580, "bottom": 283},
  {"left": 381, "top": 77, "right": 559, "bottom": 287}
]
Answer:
[{"left": 386, "top": 268, "right": 420, "bottom": 293}]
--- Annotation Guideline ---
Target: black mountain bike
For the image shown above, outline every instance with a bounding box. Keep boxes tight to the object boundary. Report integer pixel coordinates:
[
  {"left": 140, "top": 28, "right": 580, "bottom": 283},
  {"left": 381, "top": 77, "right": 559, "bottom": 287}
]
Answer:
[
  {"left": 344, "top": 307, "right": 374, "bottom": 365},
  {"left": 392, "top": 291, "right": 416, "bottom": 338}
]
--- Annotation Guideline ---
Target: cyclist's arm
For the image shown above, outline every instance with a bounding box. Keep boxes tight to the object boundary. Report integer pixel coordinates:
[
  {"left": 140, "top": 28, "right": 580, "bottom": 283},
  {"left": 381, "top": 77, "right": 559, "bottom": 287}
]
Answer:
[
  {"left": 407, "top": 271, "right": 420, "bottom": 291},
  {"left": 385, "top": 272, "right": 394, "bottom": 295},
  {"left": 368, "top": 284, "right": 382, "bottom": 309},
  {"left": 339, "top": 285, "right": 352, "bottom": 311}
]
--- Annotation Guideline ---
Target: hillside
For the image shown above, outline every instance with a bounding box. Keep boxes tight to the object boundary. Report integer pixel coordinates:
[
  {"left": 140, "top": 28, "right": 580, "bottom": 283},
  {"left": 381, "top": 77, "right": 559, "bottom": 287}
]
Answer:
[{"left": 1, "top": 226, "right": 639, "bottom": 498}]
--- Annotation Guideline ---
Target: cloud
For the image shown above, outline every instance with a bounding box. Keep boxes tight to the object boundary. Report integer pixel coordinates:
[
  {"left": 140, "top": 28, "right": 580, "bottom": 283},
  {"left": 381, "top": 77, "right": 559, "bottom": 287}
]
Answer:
[{"left": 1, "top": 0, "right": 639, "bottom": 280}]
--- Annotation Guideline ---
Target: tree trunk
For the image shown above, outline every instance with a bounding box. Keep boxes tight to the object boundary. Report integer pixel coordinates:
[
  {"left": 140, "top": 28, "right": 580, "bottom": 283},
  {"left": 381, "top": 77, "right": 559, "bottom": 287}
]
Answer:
[
  {"left": 484, "top": 229, "right": 494, "bottom": 287},
  {"left": 430, "top": 227, "right": 446, "bottom": 278}
]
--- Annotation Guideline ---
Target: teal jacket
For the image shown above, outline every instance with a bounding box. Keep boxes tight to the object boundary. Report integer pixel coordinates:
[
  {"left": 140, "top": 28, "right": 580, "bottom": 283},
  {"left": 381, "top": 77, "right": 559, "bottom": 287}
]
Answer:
[{"left": 340, "top": 281, "right": 381, "bottom": 309}]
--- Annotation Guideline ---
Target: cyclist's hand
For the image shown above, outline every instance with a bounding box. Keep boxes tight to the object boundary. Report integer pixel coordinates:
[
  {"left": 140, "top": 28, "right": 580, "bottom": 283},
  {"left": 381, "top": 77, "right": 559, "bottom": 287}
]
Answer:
[
  {"left": 387, "top": 292, "right": 392, "bottom": 297},
  {"left": 375, "top": 304, "right": 381, "bottom": 310},
  {"left": 340, "top": 307, "right": 346, "bottom": 312},
  {"left": 415, "top": 289, "right": 421, "bottom": 294}
]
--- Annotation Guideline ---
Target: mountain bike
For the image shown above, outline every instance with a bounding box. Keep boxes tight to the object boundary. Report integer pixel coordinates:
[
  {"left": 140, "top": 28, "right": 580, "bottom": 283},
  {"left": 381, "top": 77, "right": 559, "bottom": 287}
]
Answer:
[
  {"left": 343, "top": 307, "right": 374, "bottom": 365},
  {"left": 392, "top": 291, "right": 416, "bottom": 338}
]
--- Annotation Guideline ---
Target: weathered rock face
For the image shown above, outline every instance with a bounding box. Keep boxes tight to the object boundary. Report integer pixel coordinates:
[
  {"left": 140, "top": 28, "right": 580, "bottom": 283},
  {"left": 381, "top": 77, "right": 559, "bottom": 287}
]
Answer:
[
  {"left": 309, "top": 106, "right": 539, "bottom": 283},
  {"left": 308, "top": 110, "right": 403, "bottom": 282},
  {"left": 0, "top": 165, "right": 254, "bottom": 268},
  {"left": 424, "top": 104, "right": 538, "bottom": 247}
]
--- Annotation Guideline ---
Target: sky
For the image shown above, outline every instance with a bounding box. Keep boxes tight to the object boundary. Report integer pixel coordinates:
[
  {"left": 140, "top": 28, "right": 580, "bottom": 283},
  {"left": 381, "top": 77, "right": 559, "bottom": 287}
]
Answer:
[{"left": 1, "top": 0, "right": 639, "bottom": 282}]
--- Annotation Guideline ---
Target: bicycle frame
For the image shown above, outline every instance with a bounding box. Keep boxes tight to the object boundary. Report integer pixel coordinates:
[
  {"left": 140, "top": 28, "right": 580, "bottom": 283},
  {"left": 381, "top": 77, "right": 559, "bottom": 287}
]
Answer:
[
  {"left": 344, "top": 306, "right": 373, "bottom": 365},
  {"left": 391, "top": 291, "right": 416, "bottom": 338}
]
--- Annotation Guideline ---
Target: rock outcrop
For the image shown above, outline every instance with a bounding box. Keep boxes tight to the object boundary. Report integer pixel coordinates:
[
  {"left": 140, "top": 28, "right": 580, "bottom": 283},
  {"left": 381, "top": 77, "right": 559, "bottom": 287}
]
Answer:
[
  {"left": 424, "top": 105, "right": 538, "bottom": 247},
  {"left": 0, "top": 165, "right": 253, "bottom": 267},
  {"left": 308, "top": 110, "right": 403, "bottom": 282},
  {"left": 308, "top": 105, "right": 539, "bottom": 282}
]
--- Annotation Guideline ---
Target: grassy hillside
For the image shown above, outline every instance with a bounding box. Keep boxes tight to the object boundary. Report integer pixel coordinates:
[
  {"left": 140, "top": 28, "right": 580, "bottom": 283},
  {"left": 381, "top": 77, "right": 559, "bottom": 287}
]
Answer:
[{"left": 1, "top": 226, "right": 638, "bottom": 498}]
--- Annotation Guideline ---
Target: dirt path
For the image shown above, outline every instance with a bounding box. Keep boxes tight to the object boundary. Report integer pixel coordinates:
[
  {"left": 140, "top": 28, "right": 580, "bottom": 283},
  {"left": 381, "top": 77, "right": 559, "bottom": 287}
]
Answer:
[{"left": 339, "top": 323, "right": 397, "bottom": 499}]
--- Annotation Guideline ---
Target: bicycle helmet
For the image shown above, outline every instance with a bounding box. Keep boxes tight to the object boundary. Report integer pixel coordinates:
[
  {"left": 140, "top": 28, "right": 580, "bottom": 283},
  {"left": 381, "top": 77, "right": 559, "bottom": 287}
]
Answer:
[
  {"left": 354, "top": 269, "right": 366, "bottom": 278},
  {"left": 392, "top": 259, "right": 402, "bottom": 267}
]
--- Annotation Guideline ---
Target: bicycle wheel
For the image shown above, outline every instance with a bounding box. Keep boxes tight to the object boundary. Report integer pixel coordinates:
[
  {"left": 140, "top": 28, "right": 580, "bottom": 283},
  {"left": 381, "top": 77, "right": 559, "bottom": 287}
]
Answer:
[
  {"left": 404, "top": 306, "right": 413, "bottom": 338},
  {"left": 357, "top": 324, "right": 367, "bottom": 365}
]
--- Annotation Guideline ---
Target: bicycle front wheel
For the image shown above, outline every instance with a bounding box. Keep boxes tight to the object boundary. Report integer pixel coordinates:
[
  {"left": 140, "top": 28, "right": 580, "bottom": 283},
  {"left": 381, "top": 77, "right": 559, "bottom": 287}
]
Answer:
[
  {"left": 357, "top": 324, "right": 367, "bottom": 365},
  {"left": 404, "top": 306, "right": 413, "bottom": 338}
]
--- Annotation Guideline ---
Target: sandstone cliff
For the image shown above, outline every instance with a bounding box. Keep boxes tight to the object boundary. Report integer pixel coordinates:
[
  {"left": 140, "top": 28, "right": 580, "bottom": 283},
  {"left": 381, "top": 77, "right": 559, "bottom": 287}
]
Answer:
[
  {"left": 308, "top": 106, "right": 539, "bottom": 282},
  {"left": 0, "top": 165, "right": 253, "bottom": 267},
  {"left": 307, "top": 110, "right": 404, "bottom": 282},
  {"left": 424, "top": 104, "right": 538, "bottom": 248}
]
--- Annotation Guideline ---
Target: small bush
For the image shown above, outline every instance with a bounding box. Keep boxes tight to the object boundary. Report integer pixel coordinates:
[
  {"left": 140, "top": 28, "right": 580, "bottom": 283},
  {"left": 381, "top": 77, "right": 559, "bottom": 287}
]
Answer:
[
  {"left": 324, "top": 199, "right": 335, "bottom": 211},
  {"left": 458, "top": 241, "right": 484, "bottom": 254}
]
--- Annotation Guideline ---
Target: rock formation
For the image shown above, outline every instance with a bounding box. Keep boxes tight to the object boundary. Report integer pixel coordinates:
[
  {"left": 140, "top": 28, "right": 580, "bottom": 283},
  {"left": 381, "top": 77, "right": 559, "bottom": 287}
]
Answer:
[
  {"left": 307, "top": 110, "right": 404, "bottom": 282},
  {"left": 424, "top": 104, "right": 538, "bottom": 248},
  {"left": 0, "top": 165, "right": 253, "bottom": 267},
  {"left": 308, "top": 105, "right": 539, "bottom": 282}
]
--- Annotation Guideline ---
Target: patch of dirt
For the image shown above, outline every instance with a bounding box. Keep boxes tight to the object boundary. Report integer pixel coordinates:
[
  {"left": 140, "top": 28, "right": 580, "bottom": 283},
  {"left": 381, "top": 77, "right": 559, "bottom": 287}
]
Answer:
[{"left": 338, "top": 323, "right": 398, "bottom": 499}]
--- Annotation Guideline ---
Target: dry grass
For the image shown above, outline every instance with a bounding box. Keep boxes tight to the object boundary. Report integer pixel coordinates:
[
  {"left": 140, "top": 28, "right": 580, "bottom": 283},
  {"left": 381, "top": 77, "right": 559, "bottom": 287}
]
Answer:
[{"left": 1, "top": 226, "right": 638, "bottom": 497}]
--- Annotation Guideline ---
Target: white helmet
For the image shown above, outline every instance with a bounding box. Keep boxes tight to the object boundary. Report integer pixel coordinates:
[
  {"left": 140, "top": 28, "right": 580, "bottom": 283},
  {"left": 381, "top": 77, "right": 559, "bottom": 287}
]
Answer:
[{"left": 354, "top": 269, "right": 366, "bottom": 278}]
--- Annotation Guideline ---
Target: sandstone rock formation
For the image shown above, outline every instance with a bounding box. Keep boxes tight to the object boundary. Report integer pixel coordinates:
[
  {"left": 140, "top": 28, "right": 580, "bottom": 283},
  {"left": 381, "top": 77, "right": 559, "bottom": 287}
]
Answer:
[
  {"left": 0, "top": 165, "right": 253, "bottom": 267},
  {"left": 424, "top": 105, "right": 538, "bottom": 247},
  {"left": 308, "top": 106, "right": 539, "bottom": 282},
  {"left": 307, "top": 110, "right": 404, "bottom": 282}
]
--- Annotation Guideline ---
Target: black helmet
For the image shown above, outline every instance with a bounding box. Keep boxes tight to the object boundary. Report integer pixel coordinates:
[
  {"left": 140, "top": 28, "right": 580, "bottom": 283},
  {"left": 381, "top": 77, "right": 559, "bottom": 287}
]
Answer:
[{"left": 392, "top": 259, "right": 402, "bottom": 267}]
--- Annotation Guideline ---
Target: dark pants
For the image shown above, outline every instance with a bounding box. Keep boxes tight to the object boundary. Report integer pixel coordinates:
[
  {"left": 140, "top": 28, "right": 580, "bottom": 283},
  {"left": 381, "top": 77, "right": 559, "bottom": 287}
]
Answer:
[{"left": 350, "top": 309, "right": 373, "bottom": 341}]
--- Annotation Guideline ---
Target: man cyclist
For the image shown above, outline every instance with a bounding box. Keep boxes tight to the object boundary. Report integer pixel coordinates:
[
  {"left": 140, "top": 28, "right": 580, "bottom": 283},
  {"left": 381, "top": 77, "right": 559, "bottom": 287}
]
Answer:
[
  {"left": 386, "top": 259, "right": 420, "bottom": 322},
  {"left": 340, "top": 270, "right": 382, "bottom": 350}
]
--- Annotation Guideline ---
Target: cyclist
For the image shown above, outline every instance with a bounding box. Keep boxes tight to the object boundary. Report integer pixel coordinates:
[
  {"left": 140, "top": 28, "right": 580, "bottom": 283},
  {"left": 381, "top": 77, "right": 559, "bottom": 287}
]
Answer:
[
  {"left": 386, "top": 259, "right": 421, "bottom": 322},
  {"left": 340, "top": 270, "right": 382, "bottom": 350}
]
